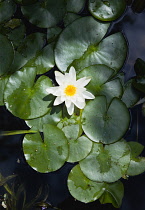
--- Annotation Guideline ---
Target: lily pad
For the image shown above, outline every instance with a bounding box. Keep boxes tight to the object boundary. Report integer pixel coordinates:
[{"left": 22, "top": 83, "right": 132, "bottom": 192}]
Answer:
[
  {"left": 0, "top": 0, "right": 16, "bottom": 24},
  {"left": 67, "top": 134, "right": 93, "bottom": 162},
  {"left": 4, "top": 67, "right": 54, "bottom": 119},
  {"left": 23, "top": 124, "right": 68, "bottom": 173},
  {"left": 78, "top": 65, "right": 123, "bottom": 103},
  {"left": 0, "top": 77, "right": 8, "bottom": 106},
  {"left": 0, "top": 34, "right": 14, "bottom": 76},
  {"left": 80, "top": 140, "right": 130, "bottom": 182},
  {"left": 99, "top": 181, "right": 124, "bottom": 208},
  {"left": 73, "top": 32, "right": 127, "bottom": 73},
  {"left": 55, "top": 16, "right": 110, "bottom": 72},
  {"left": 63, "top": 13, "right": 81, "bottom": 27},
  {"left": 66, "top": 0, "right": 86, "bottom": 13},
  {"left": 24, "top": 43, "right": 55, "bottom": 74},
  {"left": 26, "top": 106, "right": 62, "bottom": 132},
  {"left": 88, "top": 0, "right": 126, "bottom": 21},
  {"left": 82, "top": 96, "right": 130, "bottom": 144},
  {"left": 67, "top": 165, "right": 105, "bottom": 203},
  {"left": 21, "top": 0, "right": 66, "bottom": 28},
  {"left": 47, "top": 26, "right": 62, "bottom": 43}
]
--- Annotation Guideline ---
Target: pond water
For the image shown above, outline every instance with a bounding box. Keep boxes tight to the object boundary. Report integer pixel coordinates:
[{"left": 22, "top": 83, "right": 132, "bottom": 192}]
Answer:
[{"left": 1, "top": 2, "right": 145, "bottom": 210}]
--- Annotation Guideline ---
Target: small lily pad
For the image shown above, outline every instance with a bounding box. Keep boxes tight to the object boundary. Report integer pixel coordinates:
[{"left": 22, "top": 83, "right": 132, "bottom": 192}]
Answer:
[
  {"left": 67, "top": 135, "right": 93, "bottom": 163},
  {"left": 23, "top": 124, "right": 68, "bottom": 173},
  {"left": 0, "top": 0, "right": 16, "bottom": 24},
  {"left": 80, "top": 140, "right": 130, "bottom": 182},
  {"left": 55, "top": 16, "right": 110, "bottom": 72},
  {"left": 82, "top": 96, "right": 130, "bottom": 144},
  {"left": 88, "top": 0, "right": 126, "bottom": 21},
  {"left": 4, "top": 67, "right": 54, "bottom": 119},
  {"left": 21, "top": 0, "right": 66, "bottom": 28},
  {"left": 99, "top": 181, "right": 124, "bottom": 208},
  {"left": 67, "top": 165, "right": 105, "bottom": 203},
  {"left": 0, "top": 34, "right": 14, "bottom": 76}
]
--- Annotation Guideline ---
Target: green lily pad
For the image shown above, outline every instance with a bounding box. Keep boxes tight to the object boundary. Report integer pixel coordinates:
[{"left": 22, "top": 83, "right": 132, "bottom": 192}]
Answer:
[
  {"left": 23, "top": 124, "right": 68, "bottom": 173},
  {"left": 21, "top": 0, "right": 66, "bottom": 28},
  {"left": 24, "top": 43, "right": 55, "bottom": 74},
  {"left": 0, "top": 77, "right": 8, "bottom": 106},
  {"left": 0, "top": 0, "right": 16, "bottom": 24},
  {"left": 82, "top": 96, "right": 130, "bottom": 144},
  {"left": 73, "top": 32, "right": 127, "bottom": 73},
  {"left": 121, "top": 79, "right": 140, "bottom": 108},
  {"left": 66, "top": 0, "right": 86, "bottom": 13},
  {"left": 4, "top": 67, "right": 54, "bottom": 119},
  {"left": 88, "top": 0, "right": 126, "bottom": 21},
  {"left": 67, "top": 135, "right": 93, "bottom": 162},
  {"left": 78, "top": 65, "right": 122, "bottom": 103},
  {"left": 63, "top": 13, "right": 81, "bottom": 27},
  {"left": 26, "top": 106, "right": 62, "bottom": 132},
  {"left": 99, "top": 181, "right": 124, "bottom": 208},
  {"left": 0, "top": 34, "right": 14, "bottom": 76},
  {"left": 128, "top": 141, "right": 144, "bottom": 158},
  {"left": 80, "top": 140, "right": 130, "bottom": 182},
  {"left": 55, "top": 16, "right": 110, "bottom": 72},
  {"left": 67, "top": 165, "right": 105, "bottom": 203},
  {"left": 47, "top": 26, "right": 62, "bottom": 43}
]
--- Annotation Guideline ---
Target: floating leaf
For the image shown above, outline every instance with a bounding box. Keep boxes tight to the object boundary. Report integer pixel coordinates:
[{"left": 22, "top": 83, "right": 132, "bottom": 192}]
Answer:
[
  {"left": 82, "top": 96, "right": 130, "bottom": 144},
  {"left": 55, "top": 16, "right": 110, "bottom": 72},
  {"left": 63, "top": 13, "right": 81, "bottom": 27},
  {"left": 21, "top": 0, "right": 66, "bottom": 28},
  {"left": 4, "top": 67, "right": 54, "bottom": 119},
  {"left": 24, "top": 43, "right": 55, "bottom": 74},
  {"left": 128, "top": 141, "right": 144, "bottom": 158},
  {"left": 78, "top": 65, "right": 122, "bottom": 103},
  {"left": 23, "top": 124, "right": 68, "bottom": 173},
  {"left": 67, "top": 165, "right": 104, "bottom": 203},
  {"left": 0, "top": 0, "right": 16, "bottom": 24},
  {"left": 80, "top": 140, "right": 130, "bottom": 182},
  {"left": 121, "top": 79, "right": 140, "bottom": 108},
  {"left": 0, "top": 77, "right": 8, "bottom": 106},
  {"left": 47, "top": 26, "right": 62, "bottom": 43},
  {"left": 26, "top": 106, "right": 62, "bottom": 132},
  {"left": 66, "top": 0, "right": 86, "bottom": 13},
  {"left": 88, "top": 0, "right": 126, "bottom": 21},
  {"left": 0, "top": 34, "right": 14, "bottom": 76},
  {"left": 99, "top": 181, "right": 124, "bottom": 208},
  {"left": 67, "top": 135, "right": 93, "bottom": 163}
]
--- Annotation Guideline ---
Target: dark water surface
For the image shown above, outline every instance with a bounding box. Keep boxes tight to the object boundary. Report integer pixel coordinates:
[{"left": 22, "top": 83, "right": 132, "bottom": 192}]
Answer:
[{"left": 1, "top": 4, "right": 145, "bottom": 210}]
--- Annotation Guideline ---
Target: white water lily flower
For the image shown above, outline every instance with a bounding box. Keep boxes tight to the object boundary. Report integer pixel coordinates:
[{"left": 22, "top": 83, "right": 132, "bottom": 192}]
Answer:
[{"left": 46, "top": 67, "right": 95, "bottom": 115}]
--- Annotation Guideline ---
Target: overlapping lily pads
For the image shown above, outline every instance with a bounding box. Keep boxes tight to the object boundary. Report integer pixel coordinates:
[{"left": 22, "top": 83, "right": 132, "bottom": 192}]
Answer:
[
  {"left": 21, "top": 0, "right": 66, "bottom": 28},
  {"left": 4, "top": 67, "right": 54, "bottom": 119},
  {"left": 23, "top": 124, "right": 68, "bottom": 173},
  {"left": 88, "top": 0, "right": 126, "bottom": 21},
  {"left": 0, "top": 34, "right": 14, "bottom": 76},
  {"left": 82, "top": 96, "right": 130, "bottom": 144},
  {"left": 0, "top": 0, "right": 16, "bottom": 24},
  {"left": 79, "top": 140, "right": 130, "bottom": 182}
]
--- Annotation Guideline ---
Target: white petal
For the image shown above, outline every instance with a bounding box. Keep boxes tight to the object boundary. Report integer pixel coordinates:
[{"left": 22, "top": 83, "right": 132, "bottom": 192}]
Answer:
[
  {"left": 76, "top": 77, "right": 91, "bottom": 87},
  {"left": 54, "top": 96, "right": 64, "bottom": 106},
  {"left": 65, "top": 99, "right": 71, "bottom": 108},
  {"left": 55, "top": 71, "right": 65, "bottom": 85},
  {"left": 83, "top": 91, "right": 95, "bottom": 99},
  {"left": 67, "top": 103, "right": 74, "bottom": 115},
  {"left": 74, "top": 100, "right": 86, "bottom": 109},
  {"left": 69, "top": 66, "right": 76, "bottom": 81},
  {"left": 46, "top": 87, "right": 59, "bottom": 94}
]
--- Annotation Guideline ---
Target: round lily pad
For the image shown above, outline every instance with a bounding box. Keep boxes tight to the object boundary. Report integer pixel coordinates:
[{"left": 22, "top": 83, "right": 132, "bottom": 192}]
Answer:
[
  {"left": 21, "top": 0, "right": 66, "bottom": 28},
  {"left": 80, "top": 140, "right": 130, "bottom": 182},
  {"left": 82, "top": 96, "right": 130, "bottom": 144},
  {"left": 0, "top": 34, "right": 14, "bottom": 76},
  {"left": 88, "top": 0, "right": 126, "bottom": 21},
  {"left": 0, "top": 0, "right": 16, "bottom": 24},
  {"left": 4, "top": 67, "right": 54, "bottom": 119},
  {"left": 73, "top": 32, "right": 127, "bottom": 73},
  {"left": 67, "top": 165, "right": 105, "bottom": 203},
  {"left": 67, "top": 135, "right": 93, "bottom": 163},
  {"left": 26, "top": 105, "right": 62, "bottom": 132},
  {"left": 78, "top": 65, "right": 123, "bottom": 103},
  {"left": 55, "top": 16, "right": 110, "bottom": 72},
  {"left": 23, "top": 124, "right": 68, "bottom": 173}
]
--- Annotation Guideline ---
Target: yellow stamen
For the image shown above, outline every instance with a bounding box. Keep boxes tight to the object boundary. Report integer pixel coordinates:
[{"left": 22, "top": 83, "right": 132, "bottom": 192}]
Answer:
[{"left": 64, "top": 85, "right": 77, "bottom": 96}]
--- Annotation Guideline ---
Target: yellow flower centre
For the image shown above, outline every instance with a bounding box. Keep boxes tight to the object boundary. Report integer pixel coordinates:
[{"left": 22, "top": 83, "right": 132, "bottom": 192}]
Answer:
[{"left": 64, "top": 85, "right": 77, "bottom": 96}]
